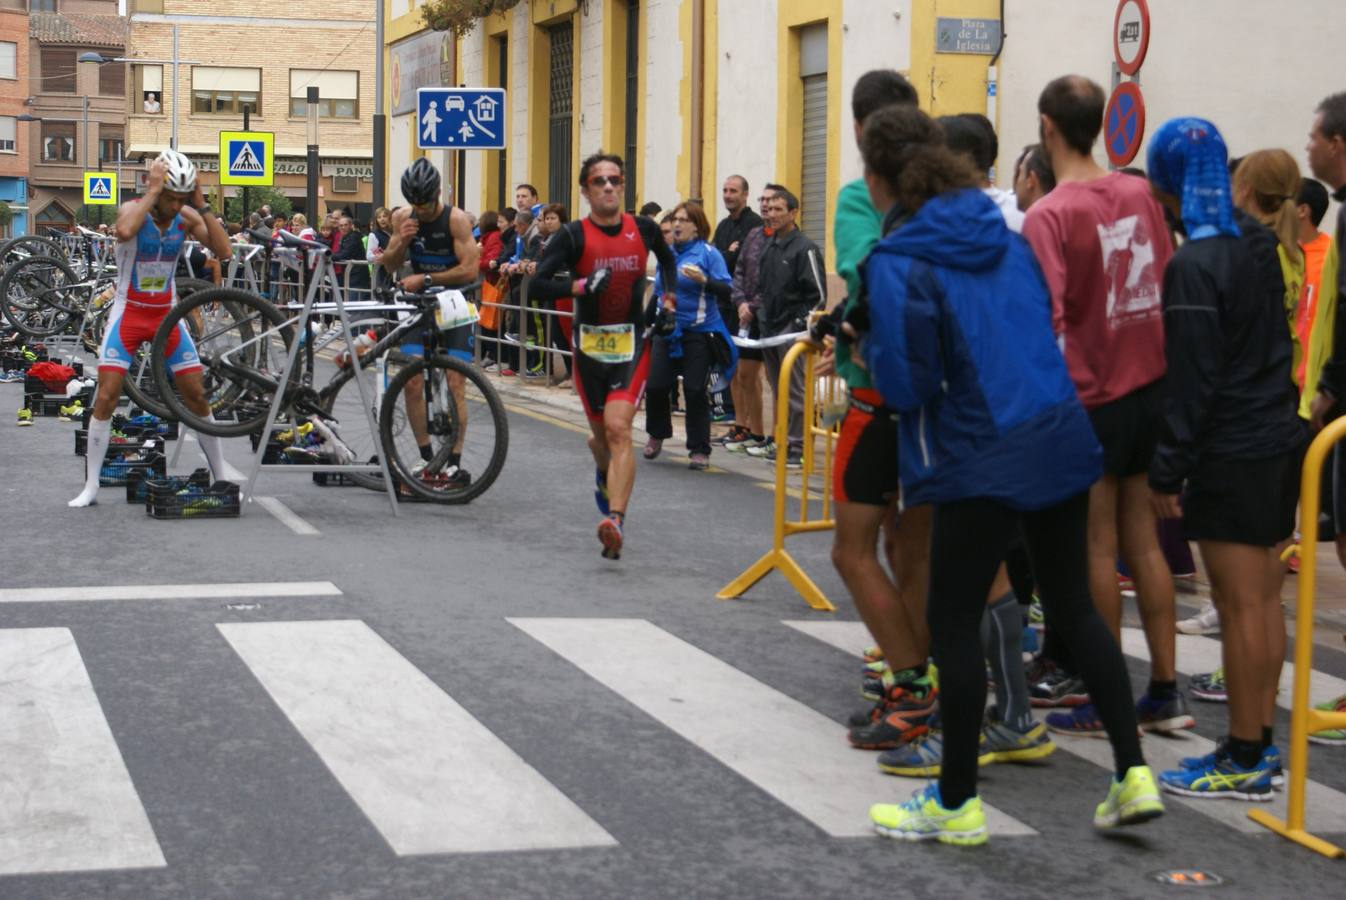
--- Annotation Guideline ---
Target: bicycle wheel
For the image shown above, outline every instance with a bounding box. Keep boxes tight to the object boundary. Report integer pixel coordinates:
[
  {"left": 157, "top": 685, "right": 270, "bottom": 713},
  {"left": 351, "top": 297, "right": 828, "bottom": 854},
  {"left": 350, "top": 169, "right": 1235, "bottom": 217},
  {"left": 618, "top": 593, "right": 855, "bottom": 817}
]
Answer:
[
  {"left": 317, "top": 350, "right": 392, "bottom": 492},
  {"left": 150, "top": 286, "right": 293, "bottom": 437},
  {"left": 379, "top": 354, "right": 509, "bottom": 504},
  {"left": 123, "top": 279, "right": 218, "bottom": 419},
  {"left": 0, "top": 254, "right": 82, "bottom": 338},
  {"left": 0, "top": 235, "right": 65, "bottom": 271}
]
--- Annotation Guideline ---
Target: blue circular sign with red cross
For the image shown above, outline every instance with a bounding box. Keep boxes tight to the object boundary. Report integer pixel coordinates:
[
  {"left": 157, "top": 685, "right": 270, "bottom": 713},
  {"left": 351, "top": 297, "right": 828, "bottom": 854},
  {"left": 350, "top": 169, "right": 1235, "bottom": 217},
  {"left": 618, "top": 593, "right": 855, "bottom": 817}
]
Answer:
[{"left": 1105, "top": 81, "right": 1146, "bottom": 167}]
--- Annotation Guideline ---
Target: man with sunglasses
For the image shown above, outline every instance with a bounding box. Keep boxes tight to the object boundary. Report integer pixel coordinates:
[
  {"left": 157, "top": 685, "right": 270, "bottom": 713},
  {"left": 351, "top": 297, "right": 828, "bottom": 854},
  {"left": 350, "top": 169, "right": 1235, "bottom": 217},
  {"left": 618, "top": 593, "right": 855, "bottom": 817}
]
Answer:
[
  {"left": 529, "top": 152, "right": 678, "bottom": 559},
  {"left": 380, "top": 158, "right": 481, "bottom": 489}
]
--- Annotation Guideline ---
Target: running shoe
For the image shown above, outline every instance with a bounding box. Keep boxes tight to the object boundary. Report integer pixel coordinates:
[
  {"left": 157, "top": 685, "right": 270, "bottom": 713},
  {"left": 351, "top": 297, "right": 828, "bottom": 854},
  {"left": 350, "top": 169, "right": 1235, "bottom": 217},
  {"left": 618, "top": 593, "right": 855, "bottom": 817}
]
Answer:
[
  {"left": 1159, "top": 751, "right": 1273, "bottom": 801},
  {"left": 1026, "top": 595, "right": 1045, "bottom": 628},
  {"left": 1190, "top": 668, "right": 1227, "bottom": 703},
  {"left": 745, "top": 437, "right": 775, "bottom": 458},
  {"left": 861, "top": 645, "right": 885, "bottom": 665},
  {"left": 1177, "top": 600, "right": 1220, "bottom": 635},
  {"left": 848, "top": 684, "right": 937, "bottom": 750},
  {"left": 594, "top": 468, "right": 610, "bottom": 516},
  {"left": 688, "top": 453, "right": 710, "bottom": 471},
  {"left": 58, "top": 401, "right": 83, "bottom": 422},
  {"left": 480, "top": 359, "right": 498, "bottom": 373},
  {"left": 1308, "top": 693, "right": 1346, "bottom": 746},
  {"left": 522, "top": 365, "right": 546, "bottom": 379},
  {"left": 643, "top": 437, "right": 662, "bottom": 460},
  {"left": 1136, "top": 690, "right": 1196, "bottom": 734},
  {"left": 500, "top": 367, "right": 517, "bottom": 377},
  {"left": 765, "top": 444, "right": 803, "bottom": 469},
  {"left": 16, "top": 407, "right": 32, "bottom": 426},
  {"left": 876, "top": 727, "right": 961, "bottom": 777},
  {"left": 870, "top": 783, "right": 987, "bottom": 846},
  {"left": 980, "top": 717, "right": 1056, "bottom": 764},
  {"left": 598, "top": 515, "right": 623, "bottom": 560},
  {"left": 732, "top": 435, "right": 767, "bottom": 454},
  {"left": 717, "top": 425, "right": 750, "bottom": 448},
  {"left": 1029, "top": 660, "right": 1090, "bottom": 708},
  {"left": 1179, "top": 740, "right": 1284, "bottom": 789},
  {"left": 1094, "top": 766, "right": 1165, "bottom": 828},
  {"left": 1117, "top": 571, "right": 1134, "bottom": 592},
  {"left": 1046, "top": 702, "right": 1106, "bottom": 738},
  {"left": 1173, "top": 572, "right": 1200, "bottom": 594},
  {"left": 860, "top": 660, "right": 892, "bottom": 702}
]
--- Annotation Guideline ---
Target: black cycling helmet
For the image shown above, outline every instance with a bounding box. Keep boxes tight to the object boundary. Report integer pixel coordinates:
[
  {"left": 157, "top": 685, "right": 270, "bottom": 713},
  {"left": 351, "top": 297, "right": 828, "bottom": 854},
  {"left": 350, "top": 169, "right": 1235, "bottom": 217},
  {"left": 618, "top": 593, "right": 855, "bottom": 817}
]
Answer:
[{"left": 401, "top": 157, "right": 441, "bottom": 206}]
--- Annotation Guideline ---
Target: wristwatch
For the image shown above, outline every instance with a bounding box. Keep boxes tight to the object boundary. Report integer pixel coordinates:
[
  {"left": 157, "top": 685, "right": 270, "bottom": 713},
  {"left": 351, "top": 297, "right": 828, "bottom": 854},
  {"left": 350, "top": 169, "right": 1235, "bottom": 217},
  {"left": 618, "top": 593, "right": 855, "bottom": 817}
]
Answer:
[
  {"left": 423, "top": 274, "right": 433, "bottom": 290},
  {"left": 194, "top": 204, "right": 212, "bottom": 215}
]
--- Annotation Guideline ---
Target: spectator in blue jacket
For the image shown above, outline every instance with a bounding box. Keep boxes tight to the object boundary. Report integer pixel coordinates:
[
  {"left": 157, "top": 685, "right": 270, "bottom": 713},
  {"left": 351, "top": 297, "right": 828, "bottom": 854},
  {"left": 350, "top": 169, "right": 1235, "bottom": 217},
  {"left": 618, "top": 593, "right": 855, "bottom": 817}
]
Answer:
[
  {"left": 858, "top": 105, "right": 1160, "bottom": 845},
  {"left": 643, "top": 201, "right": 738, "bottom": 469}
]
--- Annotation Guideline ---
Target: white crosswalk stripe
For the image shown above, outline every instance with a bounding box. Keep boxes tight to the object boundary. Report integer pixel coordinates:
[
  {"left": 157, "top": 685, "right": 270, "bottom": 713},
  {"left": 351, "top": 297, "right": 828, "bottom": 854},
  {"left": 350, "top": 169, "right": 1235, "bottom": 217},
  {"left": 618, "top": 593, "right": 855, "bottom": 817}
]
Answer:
[
  {"left": 218, "top": 619, "right": 615, "bottom": 855},
  {"left": 0, "top": 628, "right": 166, "bottom": 875},
  {"left": 785, "top": 618, "right": 1346, "bottom": 834},
  {"left": 510, "top": 617, "right": 1037, "bottom": 838}
]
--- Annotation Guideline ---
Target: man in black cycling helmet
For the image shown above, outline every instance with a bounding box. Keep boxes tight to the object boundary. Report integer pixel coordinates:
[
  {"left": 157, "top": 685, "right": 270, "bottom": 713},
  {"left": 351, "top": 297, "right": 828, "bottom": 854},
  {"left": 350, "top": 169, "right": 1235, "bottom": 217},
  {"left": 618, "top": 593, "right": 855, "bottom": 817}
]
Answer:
[{"left": 381, "top": 157, "right": 480, "bottom": 489}]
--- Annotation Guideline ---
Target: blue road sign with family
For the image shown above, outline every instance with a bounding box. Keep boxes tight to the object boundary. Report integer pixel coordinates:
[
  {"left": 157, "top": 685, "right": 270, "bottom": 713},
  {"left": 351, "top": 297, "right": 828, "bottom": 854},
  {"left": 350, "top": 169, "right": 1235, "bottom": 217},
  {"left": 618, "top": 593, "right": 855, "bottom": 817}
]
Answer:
[{"left": 416, "top": 88, "right": 507, "bottom": 150}]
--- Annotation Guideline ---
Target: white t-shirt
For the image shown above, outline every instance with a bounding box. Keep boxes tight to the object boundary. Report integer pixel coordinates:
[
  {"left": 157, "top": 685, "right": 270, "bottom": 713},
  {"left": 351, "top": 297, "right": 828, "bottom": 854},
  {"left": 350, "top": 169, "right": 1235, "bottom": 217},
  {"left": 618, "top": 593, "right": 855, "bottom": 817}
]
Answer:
[{"left": 984, "top": 186, "right": 1025, "bottom": 234}]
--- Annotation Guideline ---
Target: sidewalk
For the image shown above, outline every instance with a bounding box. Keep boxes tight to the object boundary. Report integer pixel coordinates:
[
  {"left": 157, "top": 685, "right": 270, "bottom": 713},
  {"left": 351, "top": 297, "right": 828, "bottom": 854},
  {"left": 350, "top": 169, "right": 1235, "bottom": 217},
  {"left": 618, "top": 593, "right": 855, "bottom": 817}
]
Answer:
[{"left": 484, "top": 368, "right": 1346, "bottom": 641}]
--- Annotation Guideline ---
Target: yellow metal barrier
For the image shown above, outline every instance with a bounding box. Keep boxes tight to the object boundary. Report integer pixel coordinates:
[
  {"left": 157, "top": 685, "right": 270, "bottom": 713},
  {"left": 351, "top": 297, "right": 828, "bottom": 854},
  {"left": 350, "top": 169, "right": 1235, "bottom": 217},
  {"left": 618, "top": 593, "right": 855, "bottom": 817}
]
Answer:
[
  {"left": 1248, "top": 415, "right": 1346, "bottom": 858},
  {"left": 717, "top": 340, "right": 844, "bottom": 611}
]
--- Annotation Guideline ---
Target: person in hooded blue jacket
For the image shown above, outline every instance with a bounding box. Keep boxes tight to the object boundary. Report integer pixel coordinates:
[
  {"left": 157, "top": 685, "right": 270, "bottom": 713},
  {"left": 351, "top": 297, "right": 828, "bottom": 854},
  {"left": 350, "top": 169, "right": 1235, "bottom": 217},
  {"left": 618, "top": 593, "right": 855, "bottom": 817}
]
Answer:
[
  {"left": 857, "top": 105, "right": 1161, "bottom": 845},
  {"left": 643, "top": 201, "right": 739, "bottom": 469}
]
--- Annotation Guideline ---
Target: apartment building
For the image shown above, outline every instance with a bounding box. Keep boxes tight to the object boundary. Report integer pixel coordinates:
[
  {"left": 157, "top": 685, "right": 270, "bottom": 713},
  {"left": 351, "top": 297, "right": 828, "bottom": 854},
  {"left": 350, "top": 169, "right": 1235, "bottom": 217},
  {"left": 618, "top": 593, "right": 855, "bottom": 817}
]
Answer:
[
  {"left": 0, "top": 1, "right": 31, "bottom": 236},
  {"left": 22, "top": 0, "right": 126, "bottom": 230},
  {"left": 125, "top": 0, "right": 377, "bottom": 221}
]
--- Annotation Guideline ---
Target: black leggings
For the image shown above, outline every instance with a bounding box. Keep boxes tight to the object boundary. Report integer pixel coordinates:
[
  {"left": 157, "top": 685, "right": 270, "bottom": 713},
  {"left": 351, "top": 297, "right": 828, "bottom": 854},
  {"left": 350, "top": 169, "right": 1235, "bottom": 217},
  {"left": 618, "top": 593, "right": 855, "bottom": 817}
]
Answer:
[{"left": 929, "top": 492, "right": 1144, "bottom": 808}]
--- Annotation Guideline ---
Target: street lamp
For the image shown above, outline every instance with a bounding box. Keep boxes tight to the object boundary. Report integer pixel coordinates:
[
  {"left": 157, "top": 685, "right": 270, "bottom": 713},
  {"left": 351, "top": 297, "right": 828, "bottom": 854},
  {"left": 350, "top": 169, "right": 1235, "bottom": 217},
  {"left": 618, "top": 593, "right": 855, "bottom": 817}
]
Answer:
[{"left": 80, "top": 27, "right": 203, "bottom": 150}]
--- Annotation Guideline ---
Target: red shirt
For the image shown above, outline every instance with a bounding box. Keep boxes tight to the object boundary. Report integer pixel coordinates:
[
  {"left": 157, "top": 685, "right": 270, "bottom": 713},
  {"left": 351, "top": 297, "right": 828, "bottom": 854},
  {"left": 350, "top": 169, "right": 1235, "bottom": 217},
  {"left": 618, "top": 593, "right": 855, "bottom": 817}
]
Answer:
[{"left": 1023, "top": 172, "right": 1173, "bottom": 409}]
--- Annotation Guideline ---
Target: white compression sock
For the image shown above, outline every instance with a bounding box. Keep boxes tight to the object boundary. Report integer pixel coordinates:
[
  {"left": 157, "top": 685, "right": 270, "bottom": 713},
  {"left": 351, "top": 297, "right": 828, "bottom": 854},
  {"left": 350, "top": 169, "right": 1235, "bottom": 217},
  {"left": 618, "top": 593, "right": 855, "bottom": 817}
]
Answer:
[
  {"left": 197, "top": 416, "right": 243, "bottom": 481},
  {"left": 69, "top": 416, "right": 112, "bottom": 507}
]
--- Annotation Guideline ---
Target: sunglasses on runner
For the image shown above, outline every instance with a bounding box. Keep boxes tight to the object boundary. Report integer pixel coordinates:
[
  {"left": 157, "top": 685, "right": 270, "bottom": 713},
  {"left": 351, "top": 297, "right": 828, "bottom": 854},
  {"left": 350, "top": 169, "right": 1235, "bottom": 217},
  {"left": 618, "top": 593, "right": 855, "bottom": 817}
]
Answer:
[{"left": 588, "top": 175, "right": 624, "bottom": 188}]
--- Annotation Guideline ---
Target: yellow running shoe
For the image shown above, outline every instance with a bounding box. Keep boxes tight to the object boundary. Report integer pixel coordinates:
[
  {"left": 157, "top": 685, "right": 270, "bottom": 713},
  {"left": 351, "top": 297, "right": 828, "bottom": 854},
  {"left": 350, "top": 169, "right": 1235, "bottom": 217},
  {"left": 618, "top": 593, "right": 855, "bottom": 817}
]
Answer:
[
  {"left": 1094, "top": 765, "right": 1164, "bottom": 828},
  {"left": 16, "top": 407, "right": 34, "bottom": 426},
  {"left": 870, "top": 783, "right": 987, "bottom": 846}
]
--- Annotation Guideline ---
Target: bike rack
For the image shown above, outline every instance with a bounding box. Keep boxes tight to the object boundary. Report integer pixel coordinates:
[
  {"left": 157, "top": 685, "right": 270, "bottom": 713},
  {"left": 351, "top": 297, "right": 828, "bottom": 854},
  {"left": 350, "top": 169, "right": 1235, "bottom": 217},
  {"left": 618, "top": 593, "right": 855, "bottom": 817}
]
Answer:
[{"left": 236, "top": 236, "right": 402, "bottom": 517}]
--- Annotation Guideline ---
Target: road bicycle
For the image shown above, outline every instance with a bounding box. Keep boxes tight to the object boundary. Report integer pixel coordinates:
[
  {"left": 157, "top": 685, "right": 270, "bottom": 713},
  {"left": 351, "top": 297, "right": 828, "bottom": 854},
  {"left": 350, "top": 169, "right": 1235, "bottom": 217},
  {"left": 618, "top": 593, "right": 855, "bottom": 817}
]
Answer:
[{"left": 147, "top": 230, "right": 509, "bottom": 504}]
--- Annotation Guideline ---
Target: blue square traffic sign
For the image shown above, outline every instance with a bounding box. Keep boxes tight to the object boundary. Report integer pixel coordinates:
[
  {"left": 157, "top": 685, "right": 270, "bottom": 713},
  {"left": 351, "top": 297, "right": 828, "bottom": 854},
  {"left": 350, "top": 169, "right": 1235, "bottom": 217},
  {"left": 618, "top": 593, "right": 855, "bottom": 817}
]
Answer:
[{"left": 416, "top": 88, "right": 507, "bottom": 150}]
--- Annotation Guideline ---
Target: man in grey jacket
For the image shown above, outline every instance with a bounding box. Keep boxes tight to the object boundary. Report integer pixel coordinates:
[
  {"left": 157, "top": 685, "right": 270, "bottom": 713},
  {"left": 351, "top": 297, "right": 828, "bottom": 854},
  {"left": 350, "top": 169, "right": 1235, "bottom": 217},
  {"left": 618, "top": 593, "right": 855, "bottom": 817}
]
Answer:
[{"left": 756, "top": 187, "right": 824, "bottom": 468}]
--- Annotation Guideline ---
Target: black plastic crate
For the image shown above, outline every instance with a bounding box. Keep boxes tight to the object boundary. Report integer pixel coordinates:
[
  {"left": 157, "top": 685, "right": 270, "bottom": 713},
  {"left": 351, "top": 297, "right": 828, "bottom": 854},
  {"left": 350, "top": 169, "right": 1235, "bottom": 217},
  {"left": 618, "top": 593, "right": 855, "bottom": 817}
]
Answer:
[
  {"left": 1, "top": 353, "right": 26, "bottom": 372},
  {"left": 147, "top": 479, "right": 240, "bottom": 519},
  {"left": 312, "top": 471, "right": 364, "bottom": 486},
  {"left": 126, "top": 467, "right": 210, "bottom": 504},
  {"left": 26, "top": 394, "right": 75, "bottom": 417},
  {"left": 92, "top": 450, "right": 166, "bottom": 487}
]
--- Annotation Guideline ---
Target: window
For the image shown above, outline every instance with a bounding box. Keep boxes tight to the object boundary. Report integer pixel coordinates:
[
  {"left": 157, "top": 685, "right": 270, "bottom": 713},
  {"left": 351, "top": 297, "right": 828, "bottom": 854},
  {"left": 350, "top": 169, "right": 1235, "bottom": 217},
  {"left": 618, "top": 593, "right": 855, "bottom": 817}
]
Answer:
[
  {"left": 29, "top": 0, "right": 57, "bottom": 12},
  {"left": 131, "top": 0, "right": 165, "bottom": 11},
  {"left": 1, "top": 41, "right": 16, "bottom": 80},
  {"left": 135, "top": 64, "right": 163, "bottom": 114},
  {"left": 624, "top": 0, "right": 639, "bottom": 207},
  {"left": 0, "top": 116, "right": 15, "bottom": 153},
  {"left": 41, "top": 121, "right": 75, "bottom": 162},
  {"left": 100, "top": 132, "right": 123, "bottom": 165},
  {"left": 43, "top": 47, "right": 77, "bottom": 93},
  {"left": 289, "top": 69, "right": 359, "bottom": 119},
  {"left": 547, "top": 23, "right": 574, "bottom": 212},
  {"left": 36, "top": 202, "right": 73, "bottom": 230},
  {"left": 191, "top": 66, "right": 260, "bottom": 116},
  {"left": 99, "top": 61, "right": 125, "bottom": 97}
]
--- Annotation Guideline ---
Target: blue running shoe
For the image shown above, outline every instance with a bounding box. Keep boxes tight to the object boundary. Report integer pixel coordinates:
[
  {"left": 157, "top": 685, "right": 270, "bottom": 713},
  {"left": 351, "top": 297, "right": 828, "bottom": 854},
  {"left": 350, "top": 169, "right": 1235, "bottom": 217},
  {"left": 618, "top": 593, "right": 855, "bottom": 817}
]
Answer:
[
  {"left": 1046, "top": 702, "right": 1106, "bottom": 738},
  {"left": 1160, "top": 751, "right": 1273, "bottom": 801},
  {"left": 594, "top": 468, "right": 609, "bottom": 516},
  {"left": 1180, "top": 741, "right": 1284, "bottom": 790}
]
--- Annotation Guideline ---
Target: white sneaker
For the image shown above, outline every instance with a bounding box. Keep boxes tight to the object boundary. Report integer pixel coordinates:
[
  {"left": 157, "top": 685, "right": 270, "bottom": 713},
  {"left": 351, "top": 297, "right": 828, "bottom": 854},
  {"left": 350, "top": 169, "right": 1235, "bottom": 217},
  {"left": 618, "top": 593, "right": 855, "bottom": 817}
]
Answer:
[{"left": 1177, "top": 601, "right": 1219, "bottom": 635}]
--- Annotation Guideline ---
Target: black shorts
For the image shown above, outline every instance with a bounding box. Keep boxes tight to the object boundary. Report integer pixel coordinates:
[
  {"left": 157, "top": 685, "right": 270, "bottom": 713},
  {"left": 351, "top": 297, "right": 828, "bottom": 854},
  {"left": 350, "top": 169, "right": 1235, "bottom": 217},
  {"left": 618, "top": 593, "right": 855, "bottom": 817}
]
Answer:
[
  {"left": 734, "top": 312, "right": 762, "bottom": 362},
  {"left": 1182, "top": 452, "right": 1300, "bottom": 547},
  {"left": 833, "top": 395, "right": 899, "bottom": 506},
  {"left": 1087, "top": 380, "right": 1161, "bottom": 478},
  {"left": 573, "top": 342, "right": 652, "bottom": 423}
]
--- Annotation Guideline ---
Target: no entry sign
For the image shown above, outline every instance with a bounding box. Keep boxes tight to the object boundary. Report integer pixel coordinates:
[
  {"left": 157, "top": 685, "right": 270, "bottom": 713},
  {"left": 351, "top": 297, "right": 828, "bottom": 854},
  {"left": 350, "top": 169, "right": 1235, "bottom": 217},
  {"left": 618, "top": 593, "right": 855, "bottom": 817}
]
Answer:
[
  {"left": 1114, "top": 0, "right": 1151, "bottom": 75},
  {"left": 1105, "top": 82, "right": 1146, "bottom": 166}
]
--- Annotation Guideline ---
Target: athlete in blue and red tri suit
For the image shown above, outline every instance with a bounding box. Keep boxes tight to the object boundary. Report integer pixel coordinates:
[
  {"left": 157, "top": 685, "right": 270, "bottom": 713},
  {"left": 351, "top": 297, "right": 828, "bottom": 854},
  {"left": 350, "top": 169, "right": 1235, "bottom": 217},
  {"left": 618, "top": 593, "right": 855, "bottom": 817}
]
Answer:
[
  {"left": 529, "top": 152, "right": 678, "bottom": 559},
  {"left": 69, "top": 149, "right": 234, "bottom": 507}
]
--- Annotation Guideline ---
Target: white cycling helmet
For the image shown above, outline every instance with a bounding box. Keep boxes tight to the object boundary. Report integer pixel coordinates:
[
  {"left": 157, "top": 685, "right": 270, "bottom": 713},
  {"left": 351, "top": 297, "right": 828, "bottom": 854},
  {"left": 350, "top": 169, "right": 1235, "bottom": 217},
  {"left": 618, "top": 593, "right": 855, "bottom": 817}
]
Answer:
[{"left": 157, "top": 149, "right": 197, "bottom": 194}]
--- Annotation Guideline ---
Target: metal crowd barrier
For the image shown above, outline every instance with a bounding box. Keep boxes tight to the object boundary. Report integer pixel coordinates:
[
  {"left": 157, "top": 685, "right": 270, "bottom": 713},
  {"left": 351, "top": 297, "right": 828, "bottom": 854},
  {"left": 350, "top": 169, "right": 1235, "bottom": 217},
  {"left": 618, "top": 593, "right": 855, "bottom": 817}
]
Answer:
[
  {"left": 474, "top": 274, "right": 574, "bottom": 385},
  {"left": 1249, "top": 415, "right": 1346, "bottom": 858},
  {"left": 717, "top": 338, "right": 844, "bottom": 612}
]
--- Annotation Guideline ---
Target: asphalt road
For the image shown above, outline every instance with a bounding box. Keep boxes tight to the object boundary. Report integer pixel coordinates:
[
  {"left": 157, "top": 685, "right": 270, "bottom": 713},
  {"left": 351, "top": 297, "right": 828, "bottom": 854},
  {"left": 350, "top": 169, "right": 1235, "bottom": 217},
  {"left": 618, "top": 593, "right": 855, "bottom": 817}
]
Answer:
[{"left": 2, "top": 378, "right": 1345, "bottom": 900}]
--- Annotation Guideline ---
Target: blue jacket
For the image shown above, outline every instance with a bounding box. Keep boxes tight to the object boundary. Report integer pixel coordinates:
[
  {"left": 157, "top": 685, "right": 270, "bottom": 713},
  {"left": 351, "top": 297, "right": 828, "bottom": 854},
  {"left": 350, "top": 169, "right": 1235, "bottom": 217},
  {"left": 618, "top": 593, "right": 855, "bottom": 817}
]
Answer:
[
  {"left": 861, "top": 188, "right": 1101, "bottom": 512},
  {"left": 656, "top": 238, "right": 738, "bottom": 377}
]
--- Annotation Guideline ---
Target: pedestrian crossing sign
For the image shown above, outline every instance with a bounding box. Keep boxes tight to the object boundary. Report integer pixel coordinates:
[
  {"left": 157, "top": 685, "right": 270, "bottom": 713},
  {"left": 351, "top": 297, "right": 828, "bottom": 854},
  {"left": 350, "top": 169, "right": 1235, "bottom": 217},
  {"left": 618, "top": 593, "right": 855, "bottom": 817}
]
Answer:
[
  {"left": 218, "top": 130, "right": 274, "bottom": 186},
  {"left": 83, "top": 172, "right": 117, "bottom": 205}
]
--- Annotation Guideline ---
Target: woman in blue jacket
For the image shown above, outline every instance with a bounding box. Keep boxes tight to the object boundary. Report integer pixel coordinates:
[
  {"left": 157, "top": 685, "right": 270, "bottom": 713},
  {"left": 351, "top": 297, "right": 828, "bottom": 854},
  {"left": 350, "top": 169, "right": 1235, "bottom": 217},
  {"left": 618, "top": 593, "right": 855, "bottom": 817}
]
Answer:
[
  {"left": 643, "top": 201, "right": 738, "bottom": 469},
  {"left": 858, "top": 106, "right": 1160, "bottom": 845}
]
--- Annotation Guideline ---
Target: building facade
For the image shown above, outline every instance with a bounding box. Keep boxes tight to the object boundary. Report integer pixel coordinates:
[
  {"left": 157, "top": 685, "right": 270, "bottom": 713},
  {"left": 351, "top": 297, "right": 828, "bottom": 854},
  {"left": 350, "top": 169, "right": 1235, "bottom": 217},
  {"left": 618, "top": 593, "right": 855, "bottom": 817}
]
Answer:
[
  {"left": 23, "top": 0, "right": 126, "bottom": 231},
  {"left": 0, "top": 1, "right": 31, "bottom": 237},
  {"left": 384, "top": 0, "right": 1342, "bottom": 272},
  {"left": 124, "top": 0, "right": 377, "bottom": 221}
]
